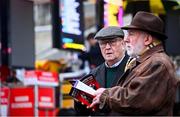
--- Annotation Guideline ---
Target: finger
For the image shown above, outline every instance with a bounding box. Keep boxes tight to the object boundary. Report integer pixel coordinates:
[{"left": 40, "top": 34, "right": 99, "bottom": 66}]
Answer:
[
  {"left": 94, "top": 88, "right": 105, "bottom": 95},
  {"left": 94, "top": 89, "right": 102, "bottom": 95},
  {"left": 90, "top": 101, "right": 97, "bottom": 108},
  {"left": 93, "top": 97, "right": 97, "bottom": 102},
  {"left": 89, "top": 102, "right": 94, "bottom": 108}
]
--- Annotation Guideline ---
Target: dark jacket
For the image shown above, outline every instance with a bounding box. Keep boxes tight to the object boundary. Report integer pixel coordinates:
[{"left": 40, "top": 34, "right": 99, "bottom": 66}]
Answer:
[
  {"left": 74, "top": 53, "right": 129, "bottom": 116},
  {"left": 99, "top": 45, "right": 178, "bottom": 116},
  {"left": 79, "top": 43, "right": 104, "bottom": 69}
]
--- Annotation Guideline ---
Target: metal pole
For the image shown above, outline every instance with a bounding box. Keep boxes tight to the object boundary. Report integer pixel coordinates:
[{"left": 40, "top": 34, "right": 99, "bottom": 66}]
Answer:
[
  {"left": 51, "top": 0, "right": 61, "bottom": 49},
  {"left": 1, "top": 0, "right": 9, "bottom": 67},
  {"left": 96, "top": 0, "right": 104, "bottom": 31},
  {"left": 59, "top": 74, "right": 63, "bottom": 108},
  {"left": 34, "top": 85, "right": 38, "bottom": 117}
]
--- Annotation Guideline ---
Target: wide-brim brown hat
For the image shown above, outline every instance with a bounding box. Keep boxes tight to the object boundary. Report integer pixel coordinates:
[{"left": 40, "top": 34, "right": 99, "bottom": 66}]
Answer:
[{"left": 121, "top": 11, "right": 167, "bottom": 40}]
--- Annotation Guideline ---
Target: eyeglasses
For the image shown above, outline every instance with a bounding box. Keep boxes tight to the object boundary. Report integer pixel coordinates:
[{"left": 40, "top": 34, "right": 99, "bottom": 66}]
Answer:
[{"left": 98, "top": 38, "right": 121, "bottom": 48}]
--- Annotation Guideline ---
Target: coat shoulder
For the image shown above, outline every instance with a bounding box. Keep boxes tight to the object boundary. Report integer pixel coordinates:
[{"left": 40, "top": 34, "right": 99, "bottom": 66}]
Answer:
[
  {"left": 90, "top": 63, "right": 105, "bottom": 75},
  {"left": 150, "top": 52, "right": 174, "bottom": 69}
]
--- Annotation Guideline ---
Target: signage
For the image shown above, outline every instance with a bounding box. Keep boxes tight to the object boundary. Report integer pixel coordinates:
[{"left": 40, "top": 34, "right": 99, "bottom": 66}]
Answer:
[
  {"left": 23, "top": 70, "right": 59, "bottom": 86},
  {"left": 24, "top": 70, "right": 37, "bottom": 85},
  {"left": 0, "top": 87, "right": 10, "bottom": 116},
  {"left": 37, "top": 71, "right": 59, "bottom": 86},
  {"left": 59, "top": 0, "right": 85, "bottom": 51},
  {"left": 0, "top": 87, "right": 10, "bottom": 105},
  {"left": 38, "top": 87, "right": 55, "bottom": 109},
  {"left": 9, "top": 87, "right": 34, "bottom": 116},
  {"left": 104, "top": 0, "right": 123, "bottom": 27}
]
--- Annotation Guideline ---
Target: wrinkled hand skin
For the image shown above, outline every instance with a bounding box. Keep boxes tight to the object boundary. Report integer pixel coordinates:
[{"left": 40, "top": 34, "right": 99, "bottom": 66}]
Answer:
[{"left": 88, "top": 88, "right": 106, "bottom": 108}]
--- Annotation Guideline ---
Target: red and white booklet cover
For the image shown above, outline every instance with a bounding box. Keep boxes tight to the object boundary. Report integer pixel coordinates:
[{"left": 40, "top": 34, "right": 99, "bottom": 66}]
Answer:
[
  {"left": 73, "top": 80, "right": 96, "bottom": 96},
  {"left": 69, "top": 74, "right": 100, "bottom": 108}
]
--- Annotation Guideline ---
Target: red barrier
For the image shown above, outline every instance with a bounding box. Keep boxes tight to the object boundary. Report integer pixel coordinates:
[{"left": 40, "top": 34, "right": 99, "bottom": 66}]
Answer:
[
  {"left": 9, "top": 87, "right": 34, "bottom": 116},
  {"left": 38, "top": 87, "right": 55, "bottom": 109},
  {"left": 0, "top": 87, "right": 10, "bottom": 116}
]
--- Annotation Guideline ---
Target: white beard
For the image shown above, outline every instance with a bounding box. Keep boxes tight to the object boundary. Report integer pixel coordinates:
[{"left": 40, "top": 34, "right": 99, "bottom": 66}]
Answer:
[{"left": 126, "top": 40, "right": 145, "bottom": 58}]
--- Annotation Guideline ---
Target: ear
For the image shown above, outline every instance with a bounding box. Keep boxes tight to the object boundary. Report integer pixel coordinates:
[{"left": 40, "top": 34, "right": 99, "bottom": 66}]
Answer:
[{"left": 144, "top": 34, "right": 152, "bottom": 46}]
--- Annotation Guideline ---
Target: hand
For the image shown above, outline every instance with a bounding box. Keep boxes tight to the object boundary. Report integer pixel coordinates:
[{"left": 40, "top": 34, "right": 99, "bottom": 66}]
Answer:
[{"left": 88, "top": 88, "right": 106, "bottom": 108}]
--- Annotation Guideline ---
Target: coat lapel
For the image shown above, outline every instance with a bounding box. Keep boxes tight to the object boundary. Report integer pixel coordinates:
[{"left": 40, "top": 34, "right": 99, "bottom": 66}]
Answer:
[
  {"left": 117, "top": 60, "right": 140, "bottom": 86},
  {"left": 117, "top": 69, "right": 130, "bottom": 86},
  {"left": 122, "top": 60, "right": 141, "bottom": 87},
  {"left": 97, "top": 63, "right": 106, "bottom": 87},
  {"left": 112, "top": 54, "right": 129, "bottom": 86}
]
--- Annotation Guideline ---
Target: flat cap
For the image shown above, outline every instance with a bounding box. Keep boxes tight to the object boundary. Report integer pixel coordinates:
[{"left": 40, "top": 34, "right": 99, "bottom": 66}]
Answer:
[{"left": 94, "top": 26, "right": 124, "bottom": 40}]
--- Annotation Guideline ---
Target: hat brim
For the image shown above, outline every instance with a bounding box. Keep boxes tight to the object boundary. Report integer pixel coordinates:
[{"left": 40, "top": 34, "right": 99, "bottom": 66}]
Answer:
[
  {"left": 95, "top": 35, "right": 124, "bottom": 40},
  {"left": 121, "top": 25, "right": 167, "bottom": 40}
]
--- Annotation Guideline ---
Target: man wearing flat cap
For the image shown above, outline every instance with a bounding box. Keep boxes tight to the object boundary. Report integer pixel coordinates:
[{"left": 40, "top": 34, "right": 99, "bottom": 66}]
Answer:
[
  {"left": 89, "top": 11, "right": 178, "bottom": 116},
  {"left": 74, "top": 26, "right": 129, "bottom": 116}
]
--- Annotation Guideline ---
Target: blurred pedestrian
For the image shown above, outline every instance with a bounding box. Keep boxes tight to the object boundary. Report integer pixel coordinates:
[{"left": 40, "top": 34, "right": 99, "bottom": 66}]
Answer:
[
  {"left": 79, "top": 33, "right": 104, "bottom": 69},
  {"left": 89, "top": 11, "right": 178, "bottom": 116},
  {"left": 75, "top": 26, "right": 129, "bottom": 116},
  {"left": 0, "top": 65, "right": 10, "bottom": 83},
  {"left": 6, "top": 69, "right": 20, "bottom": 83}
]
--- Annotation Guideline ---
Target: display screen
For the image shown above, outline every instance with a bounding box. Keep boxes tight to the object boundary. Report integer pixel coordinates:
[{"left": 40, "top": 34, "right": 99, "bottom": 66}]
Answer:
[{"left": 59, "top": 0, "right": 85, "bottom": 51}]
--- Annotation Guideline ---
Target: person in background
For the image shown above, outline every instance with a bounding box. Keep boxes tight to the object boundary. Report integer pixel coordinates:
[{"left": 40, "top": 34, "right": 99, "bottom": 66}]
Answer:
[
  {"left": 89, "top": 11, "right": 178, "bottom": 116},
  {"left": 75, "top": 26, "right": 129, "bottom": 116},
  {"left": 6, "top": 69, "right": 20, "bottom": 83},
  {"left": 79, "top": 33, "right": 104, "bottom": 69}
]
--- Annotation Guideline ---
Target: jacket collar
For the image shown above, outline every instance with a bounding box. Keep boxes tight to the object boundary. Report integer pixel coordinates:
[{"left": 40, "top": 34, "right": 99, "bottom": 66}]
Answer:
[
  {"left": 136, "top": 44, "right": 164, "bottom": 63},
  {"left": 119, "top": 45, "right": 164, "bottom": 87}
]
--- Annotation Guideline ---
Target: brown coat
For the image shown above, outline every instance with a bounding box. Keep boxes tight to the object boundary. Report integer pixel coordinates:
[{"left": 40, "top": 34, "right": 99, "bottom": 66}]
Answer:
[{"left": 99, "top": 45, "right": 178, "bottom": 116}]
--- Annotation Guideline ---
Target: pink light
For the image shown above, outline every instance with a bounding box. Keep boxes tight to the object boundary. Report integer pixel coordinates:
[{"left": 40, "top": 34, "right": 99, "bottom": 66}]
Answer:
[{"left": 118, "top": 7, "right": 123, "bottom": 26}]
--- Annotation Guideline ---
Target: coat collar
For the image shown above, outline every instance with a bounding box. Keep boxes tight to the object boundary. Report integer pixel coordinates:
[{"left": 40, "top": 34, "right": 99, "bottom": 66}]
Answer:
[
  {"left": 119, "top": 44, "right": 165, "bottom": 87},
  {"left": 136, "top": 44, "right": 165, "bottom": 63}
]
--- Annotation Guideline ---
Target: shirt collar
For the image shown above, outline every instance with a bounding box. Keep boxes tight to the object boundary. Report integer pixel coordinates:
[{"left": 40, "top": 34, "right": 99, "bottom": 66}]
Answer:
[{"left": 105, "top": 54, "right": 125, "bottom": 68}]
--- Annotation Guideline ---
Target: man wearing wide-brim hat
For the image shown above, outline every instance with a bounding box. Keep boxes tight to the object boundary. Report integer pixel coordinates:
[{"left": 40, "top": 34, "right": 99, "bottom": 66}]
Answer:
[
  {"left": 74, "top": 26, "right": 129, "bottom": 116},
  {"left": 89, "top": 11, "right": 178, "bottom": 116}
]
